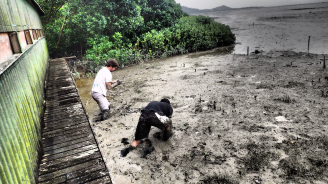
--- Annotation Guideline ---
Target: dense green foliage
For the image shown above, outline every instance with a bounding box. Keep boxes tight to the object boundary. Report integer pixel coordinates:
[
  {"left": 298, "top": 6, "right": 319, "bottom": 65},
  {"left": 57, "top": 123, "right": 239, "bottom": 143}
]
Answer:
[{"left": 37, "top": 0, "right": 235, "bottom": 70}]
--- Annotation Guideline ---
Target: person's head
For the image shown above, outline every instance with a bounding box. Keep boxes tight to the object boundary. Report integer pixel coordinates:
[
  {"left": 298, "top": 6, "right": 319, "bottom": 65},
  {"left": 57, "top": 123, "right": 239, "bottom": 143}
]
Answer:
[
  {"left": 106, "top": 59, "right": 119, "bottom": 72},
  {"left": 160, "top": 98, "right": 170, "bottom": 104}
]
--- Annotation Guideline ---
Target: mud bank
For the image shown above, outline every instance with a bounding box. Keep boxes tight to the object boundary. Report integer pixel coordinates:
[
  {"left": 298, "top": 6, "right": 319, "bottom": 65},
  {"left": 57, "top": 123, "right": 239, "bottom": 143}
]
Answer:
[
  {"left": 75, "top": 2, "right": 328, "bottom": 183},
  {"left": 77, "top": 49, "right": 328, "bottom": 184}
]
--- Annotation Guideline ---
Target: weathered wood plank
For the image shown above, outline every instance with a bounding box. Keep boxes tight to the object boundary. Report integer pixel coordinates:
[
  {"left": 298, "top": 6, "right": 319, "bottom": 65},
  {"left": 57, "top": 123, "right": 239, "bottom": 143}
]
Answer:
[
  {"left": 39, "top": 149, "right": 101, "bottom": 173},
  {"left": 84, "top": 176, "right": 112, "bottom": 184},
  {"left": 42, "top": 144, "right": 98, "bottom": 161},
  {"left": 42, "top": 133, "right": 92, "bottom": 148},
  {"left": 42, "top": 125, "right": 90, "bottom": 139},
  {"left": 43, "top": 136, "right": 94, "bottom": 152},
  {"left": 43, "top": 121, "right": 89, "bottom": 133},
  {"left": 43, "top": 140, "right": 96, "bottom": 155},
  {"left": 66, "top": 168, "right": 109, "bottom": 184},
  {"left": 39, "top": 152, "right": 101, "bottom": 175},
  {"left": 39, "top": 58, "right": 111, "bottom": 184},
  {"left": 38, "top": 158, "right": 104, "bottom": 182}
]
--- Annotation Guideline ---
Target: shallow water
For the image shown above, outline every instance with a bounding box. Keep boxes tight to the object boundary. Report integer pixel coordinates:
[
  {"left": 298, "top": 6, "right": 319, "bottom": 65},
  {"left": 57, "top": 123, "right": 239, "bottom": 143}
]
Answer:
[{"left": 203, "top": 2, "right": 328, "bottom": 55}]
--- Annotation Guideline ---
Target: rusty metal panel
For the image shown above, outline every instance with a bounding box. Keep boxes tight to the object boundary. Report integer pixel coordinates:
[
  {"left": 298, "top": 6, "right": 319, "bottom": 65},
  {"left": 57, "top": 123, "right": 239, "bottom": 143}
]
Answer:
[
  {"left": 25, "top": 30, "right": 32, "bottom": 44},
  {"left": 18, "top": 30, "right": 27, "bottom": 50}
]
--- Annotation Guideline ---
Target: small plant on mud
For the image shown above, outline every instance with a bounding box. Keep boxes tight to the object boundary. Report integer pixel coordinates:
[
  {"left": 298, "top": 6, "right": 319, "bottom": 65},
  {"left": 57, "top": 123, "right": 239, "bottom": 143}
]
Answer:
[
  {"left": 278, "top": 136, "right": 328, "bottom": 180},
  {"left": 241, "top": 141, "right": 280, "bottom": 172},
  {"left": 200, "top": 174, "right": 238, "bottom": 184},
  {"left": 274, "top": 94, "right": 295, "bottom": 103}
]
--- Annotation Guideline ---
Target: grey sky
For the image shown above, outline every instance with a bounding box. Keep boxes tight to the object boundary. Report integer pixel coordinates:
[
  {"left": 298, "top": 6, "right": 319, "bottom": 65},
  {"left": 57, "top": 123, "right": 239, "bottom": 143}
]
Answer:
[{"left": 175, "top": 0, "right": 328, "bottom": 9}]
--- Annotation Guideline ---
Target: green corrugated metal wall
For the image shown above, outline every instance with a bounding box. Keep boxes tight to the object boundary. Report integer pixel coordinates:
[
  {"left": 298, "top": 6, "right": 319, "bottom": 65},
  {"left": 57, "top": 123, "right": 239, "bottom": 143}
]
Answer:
[
  {"left": 0, "top": 0, "right": 43, "bottom": 32},
  {"left": 0, "top": 0, "right": 49, "bottom": 184}
]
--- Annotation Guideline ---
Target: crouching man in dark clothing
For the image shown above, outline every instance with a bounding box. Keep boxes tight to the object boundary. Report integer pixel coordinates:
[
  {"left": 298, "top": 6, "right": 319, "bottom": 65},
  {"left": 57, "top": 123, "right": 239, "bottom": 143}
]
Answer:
[{"left": 120, "top": 98, "right": 173, "bottom": 158}]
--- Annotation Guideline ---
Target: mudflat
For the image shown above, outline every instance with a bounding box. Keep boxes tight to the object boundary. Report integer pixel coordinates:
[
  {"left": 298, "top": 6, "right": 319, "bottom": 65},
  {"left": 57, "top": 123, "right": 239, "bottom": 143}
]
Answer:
[{"left": 77, "top": 2, "right": 328, "bottom": 184}]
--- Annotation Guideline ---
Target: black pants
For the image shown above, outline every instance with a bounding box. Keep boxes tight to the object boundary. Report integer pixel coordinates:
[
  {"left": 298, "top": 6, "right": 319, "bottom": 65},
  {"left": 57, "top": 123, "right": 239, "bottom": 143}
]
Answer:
[{"left": 135, "top": 110, "right": 166, "bottom": 140}]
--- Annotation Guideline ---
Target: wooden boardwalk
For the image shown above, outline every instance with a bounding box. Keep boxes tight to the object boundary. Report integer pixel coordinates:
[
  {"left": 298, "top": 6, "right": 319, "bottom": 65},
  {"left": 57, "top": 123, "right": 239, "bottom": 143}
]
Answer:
[{"left": 38, "top": 59, "right": 111, "bottom": 184}]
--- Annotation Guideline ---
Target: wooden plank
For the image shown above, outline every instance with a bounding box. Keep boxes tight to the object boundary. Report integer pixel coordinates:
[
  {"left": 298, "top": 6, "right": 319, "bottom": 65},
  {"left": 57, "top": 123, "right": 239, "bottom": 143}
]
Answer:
[
  {"left": 42, "top": 144, "right": 98, "bottom": 162},
  {"left": 38, "top": 59, "right": 111, "bottom": 184},
  {"left": 43, "top": 140, "right": 96, "bottom": 155},
  {"left": 42, "top": 125, "right": 90, "bottom": 138},
  {"left": 43, "top": 112, "right": 86, "bottom": 124},
  {"left": 39, "top": 175, "right": 66, "bottom": 184},
  {"left": 45, "top": 93, "right": 80, "bottom": 102},
  {"left": 38, "top": 158, "right": 104, "bottom": 182},
  {"left": 84, "top": 176, "right": 112, "bottom": 184},
  {"left": 66, "top": 161, "right": 106, "bottom": 180},
  {"left": 43, "top": 121, "right": 89, "bottom": 133},
  {"left": 43, "top": 136, "right": 94, "bottom": 152},
  {"left": 42, "top": 133, "right": 93, "bottom": 147},
  {"left": 42, "top": 131, "right": 92, "bottom": 145},
  {"left": 39, "top": 152, "right": 101, "bottom": 175},
  {"left": 40, "top": 149, "right": 100, "bottom": 171},
  {"left": 66, "top": 168, "right": 108, "bottom": 184}
]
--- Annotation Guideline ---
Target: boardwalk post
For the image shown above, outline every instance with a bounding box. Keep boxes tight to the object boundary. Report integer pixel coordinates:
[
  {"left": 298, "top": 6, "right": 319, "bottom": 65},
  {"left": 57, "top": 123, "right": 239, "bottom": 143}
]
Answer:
[
  {"left": 308, "top": 36, "right": 310, "bottom": 55},
  {"left": 247, "top": 46, "right": 249, "bottom": 56},
  {"left": 324, "top": 56, "right": 326, "bottom": 69}
]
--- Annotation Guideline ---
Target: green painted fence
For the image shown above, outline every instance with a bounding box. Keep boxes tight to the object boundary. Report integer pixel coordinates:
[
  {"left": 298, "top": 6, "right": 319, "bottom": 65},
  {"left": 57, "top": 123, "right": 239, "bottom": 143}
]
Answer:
[{"left": 0, "top": 37, "right": 49, "bottom": 184}]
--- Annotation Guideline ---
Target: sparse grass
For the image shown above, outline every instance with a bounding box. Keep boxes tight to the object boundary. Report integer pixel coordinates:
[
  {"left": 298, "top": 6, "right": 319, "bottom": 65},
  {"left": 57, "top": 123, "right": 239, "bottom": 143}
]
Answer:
[
  {"left": 181, "top": 75, "right": 195, "bottom": 80},
  {"left": 274, "top": 94, "right": 295, "bottom": 103},
  {"left": 278, "top": 136, "right": 328, "bottom": 180},
  {"left": 256, "top": 83, "right": 274, "bottom": 90},
  {"left": 283, "top": 81, "right": 305, "bottom": 88},
  {"left": 132, "top": 80, "right": 144, "bottom": 93},
  {"left": 200, "top": 174, "right": 239, "bottom": 184},
  {"left": 241, "top": 141, "right": 280, "bottom": 172},
  {"left": 131, "top": 97, "right": 145, "bottom": 103}
]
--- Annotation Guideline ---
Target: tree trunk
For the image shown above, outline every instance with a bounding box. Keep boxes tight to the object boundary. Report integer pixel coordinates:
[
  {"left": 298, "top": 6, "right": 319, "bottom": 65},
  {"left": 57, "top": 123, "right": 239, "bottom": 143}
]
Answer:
[{"left": 56, "top": 15, "right": 67, "bottom": 56}]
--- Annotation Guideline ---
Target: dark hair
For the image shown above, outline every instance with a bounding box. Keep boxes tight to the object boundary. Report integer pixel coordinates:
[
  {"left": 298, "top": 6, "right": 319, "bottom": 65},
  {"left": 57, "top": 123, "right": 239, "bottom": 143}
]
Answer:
[
  {"left": 160, "top": 98, "right": 170, "bottom": 104},
  {"left": 105, "top": 59, "right": 119, "bottom": 68}
]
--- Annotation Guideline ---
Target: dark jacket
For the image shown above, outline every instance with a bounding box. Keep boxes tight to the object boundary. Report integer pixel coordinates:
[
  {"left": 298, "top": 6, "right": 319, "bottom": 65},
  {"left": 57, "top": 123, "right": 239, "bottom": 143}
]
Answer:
[{"left": 142, "top": 101, "right": 173, "bottom": 118}]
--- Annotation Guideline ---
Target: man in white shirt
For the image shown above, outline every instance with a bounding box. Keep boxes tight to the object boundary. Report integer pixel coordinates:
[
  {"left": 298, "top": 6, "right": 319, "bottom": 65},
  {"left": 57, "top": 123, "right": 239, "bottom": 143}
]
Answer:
[{"left": 91, "top": 59, "right": 119, "bottom": 120}]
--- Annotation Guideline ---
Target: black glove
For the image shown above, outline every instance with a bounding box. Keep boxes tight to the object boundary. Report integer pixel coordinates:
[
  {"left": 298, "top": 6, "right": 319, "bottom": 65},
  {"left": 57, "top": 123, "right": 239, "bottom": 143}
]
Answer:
[{"left": 120, "top": 146, "right": 135, "bottom": 157}]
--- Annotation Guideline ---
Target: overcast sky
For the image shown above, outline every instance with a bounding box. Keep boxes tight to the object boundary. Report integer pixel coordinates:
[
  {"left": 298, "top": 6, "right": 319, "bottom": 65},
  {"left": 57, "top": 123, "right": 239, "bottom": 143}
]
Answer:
[{"left": 175, "top": 0, "right": 328, "bottom": 9}]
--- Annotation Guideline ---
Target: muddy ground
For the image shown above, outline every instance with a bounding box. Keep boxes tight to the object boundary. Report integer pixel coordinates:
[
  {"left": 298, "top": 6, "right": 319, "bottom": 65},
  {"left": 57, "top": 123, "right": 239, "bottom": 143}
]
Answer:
[{"left": 75, "top": 3, "right": 328, "bottom": 184}]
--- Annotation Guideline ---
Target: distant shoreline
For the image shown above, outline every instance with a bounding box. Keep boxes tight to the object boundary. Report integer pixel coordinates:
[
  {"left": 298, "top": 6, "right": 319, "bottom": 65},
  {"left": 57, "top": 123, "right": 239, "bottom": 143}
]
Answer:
[{"left": 182, "top": 2, "right": 327, "bottom": 15}]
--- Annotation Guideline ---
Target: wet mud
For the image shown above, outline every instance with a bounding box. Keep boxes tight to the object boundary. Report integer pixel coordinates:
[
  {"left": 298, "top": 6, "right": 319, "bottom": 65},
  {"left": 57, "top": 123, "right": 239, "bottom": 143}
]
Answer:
[{"left": 75, "top": 2, "right": 328, "bottom": 184}]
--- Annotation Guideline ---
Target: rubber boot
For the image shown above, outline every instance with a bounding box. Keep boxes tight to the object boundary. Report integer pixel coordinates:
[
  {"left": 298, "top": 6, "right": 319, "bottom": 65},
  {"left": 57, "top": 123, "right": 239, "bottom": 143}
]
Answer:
[
  {"left": 140, "top": 139, "right": 155, "bottom": 158},
  {"left": 101, "top": 109, "right": 109, "bottom": 120}
]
